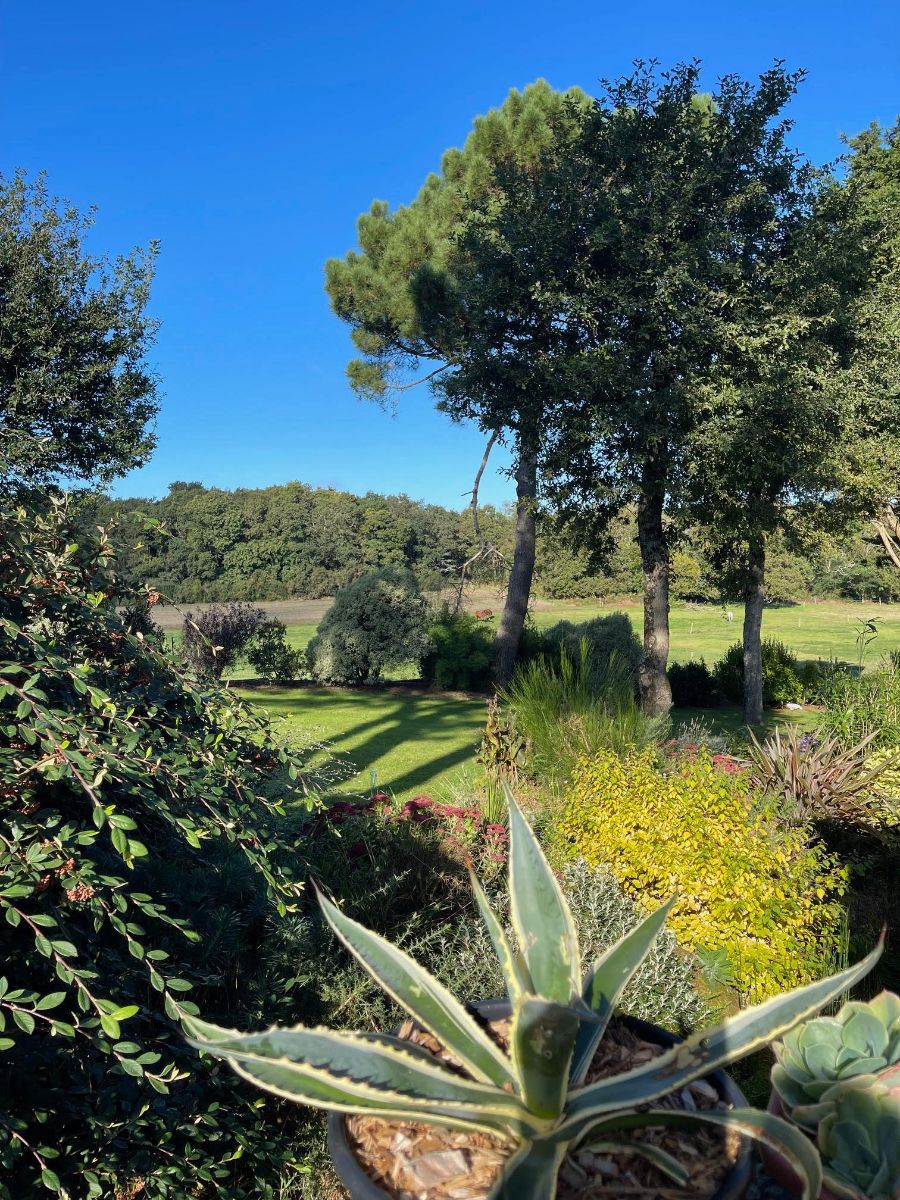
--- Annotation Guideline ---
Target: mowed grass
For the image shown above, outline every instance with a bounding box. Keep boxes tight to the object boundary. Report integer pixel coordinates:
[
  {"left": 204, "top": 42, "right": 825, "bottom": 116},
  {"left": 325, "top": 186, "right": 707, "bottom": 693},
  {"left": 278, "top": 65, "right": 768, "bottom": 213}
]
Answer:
[
  {"left": 237, "top": 684, "right": 488, "bottom": 802},
  {"left": 526, "top": 598, "right": 900, "bottom": 667}
]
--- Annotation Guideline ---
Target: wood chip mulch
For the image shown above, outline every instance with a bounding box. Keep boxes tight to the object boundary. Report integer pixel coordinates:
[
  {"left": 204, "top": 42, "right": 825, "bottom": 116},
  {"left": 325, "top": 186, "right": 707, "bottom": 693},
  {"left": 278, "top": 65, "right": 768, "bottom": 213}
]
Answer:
[{"left": 345, "top": 1018, "right": 742, "bottom": 1200}]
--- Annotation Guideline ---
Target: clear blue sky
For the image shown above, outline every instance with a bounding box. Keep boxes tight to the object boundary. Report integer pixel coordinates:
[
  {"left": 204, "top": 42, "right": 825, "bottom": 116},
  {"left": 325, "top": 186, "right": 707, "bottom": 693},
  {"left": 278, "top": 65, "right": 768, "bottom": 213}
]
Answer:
[{"left": 2, "top": 1, "right": 898, "bottom": 510}]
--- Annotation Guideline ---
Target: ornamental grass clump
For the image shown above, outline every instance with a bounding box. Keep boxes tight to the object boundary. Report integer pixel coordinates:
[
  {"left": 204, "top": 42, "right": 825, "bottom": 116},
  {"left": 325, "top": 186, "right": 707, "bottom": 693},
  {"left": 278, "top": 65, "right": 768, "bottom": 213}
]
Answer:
[
  {"left": 560, "top": 748, "right": 847, "bottom": 1001},
  {"left": 183, "top": 786, "right": 884, "bottom": 1200}
]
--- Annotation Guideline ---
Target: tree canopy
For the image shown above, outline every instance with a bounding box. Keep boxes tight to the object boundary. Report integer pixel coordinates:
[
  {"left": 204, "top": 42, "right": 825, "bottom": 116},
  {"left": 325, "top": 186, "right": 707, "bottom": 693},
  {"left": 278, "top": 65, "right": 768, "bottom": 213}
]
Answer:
[{"left": 0, "top": 171, "right": 159, "bottom": 490}]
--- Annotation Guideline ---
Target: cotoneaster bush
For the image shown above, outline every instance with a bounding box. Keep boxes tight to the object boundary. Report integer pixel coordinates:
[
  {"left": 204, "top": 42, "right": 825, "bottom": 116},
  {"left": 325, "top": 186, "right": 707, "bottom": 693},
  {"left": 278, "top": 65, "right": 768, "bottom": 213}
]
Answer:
[
  {"left": 559, "top": 748, "right": 848, "bottom": 1002},
  {"left": 0, "top": 499, "right": 327, "bottom": 1200}
]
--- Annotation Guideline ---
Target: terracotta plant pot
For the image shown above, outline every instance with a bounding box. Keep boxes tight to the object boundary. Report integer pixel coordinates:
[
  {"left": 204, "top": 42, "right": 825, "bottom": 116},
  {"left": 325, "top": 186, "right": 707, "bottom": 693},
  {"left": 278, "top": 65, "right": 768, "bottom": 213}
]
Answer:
[
  {"left": 761, "top": 1093, "right": 838, "bottom": 1200},
  {"left": 327, "top": 1001, "right": 754, "bottom": 1200}
]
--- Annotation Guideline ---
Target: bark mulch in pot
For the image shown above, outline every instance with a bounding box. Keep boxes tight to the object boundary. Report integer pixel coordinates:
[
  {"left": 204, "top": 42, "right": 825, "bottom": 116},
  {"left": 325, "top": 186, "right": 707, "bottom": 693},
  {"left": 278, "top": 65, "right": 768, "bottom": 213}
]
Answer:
[{"left": 345, "top": 1018, "right": 742, "bottom": 1200}]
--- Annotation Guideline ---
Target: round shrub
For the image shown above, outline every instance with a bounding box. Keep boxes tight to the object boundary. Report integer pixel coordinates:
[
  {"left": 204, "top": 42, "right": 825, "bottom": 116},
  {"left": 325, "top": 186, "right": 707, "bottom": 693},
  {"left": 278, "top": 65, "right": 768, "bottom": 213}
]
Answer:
[
  {"left": 421, "top": 606, "right": 494, "bottom": 691},
  {"left": 713, "top": 638, "right": 804, "bottom": 707},
  {"left": 0, "top": 500, "right": 323, "bottom": 1199},
  {"left": 668, "top": 658, "right": 719, "bottom": 707},
  {"left": 559, "top": 748, "right": 847, "bottom": 1002},
  {"left": 306, "top": 568, "right": 431, "bottom": 684}
]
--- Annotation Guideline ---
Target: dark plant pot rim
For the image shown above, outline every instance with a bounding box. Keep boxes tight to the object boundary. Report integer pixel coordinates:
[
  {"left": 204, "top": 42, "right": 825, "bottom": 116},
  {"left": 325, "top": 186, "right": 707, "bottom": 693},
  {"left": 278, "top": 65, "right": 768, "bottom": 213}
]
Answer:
[{"left": 327, "top": 1000, "right": 754, "bottom": 1200}]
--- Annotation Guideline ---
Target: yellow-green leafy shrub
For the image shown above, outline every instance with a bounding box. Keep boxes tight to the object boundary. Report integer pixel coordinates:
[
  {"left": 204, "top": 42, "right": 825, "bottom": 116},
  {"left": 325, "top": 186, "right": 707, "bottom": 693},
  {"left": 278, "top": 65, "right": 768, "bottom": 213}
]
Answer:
[
  {"left": 869, "top": 750, "right": 900, "bottom": 826},
  {"left": 559, "top": 749, "right": 847, "bottom": 1003}
]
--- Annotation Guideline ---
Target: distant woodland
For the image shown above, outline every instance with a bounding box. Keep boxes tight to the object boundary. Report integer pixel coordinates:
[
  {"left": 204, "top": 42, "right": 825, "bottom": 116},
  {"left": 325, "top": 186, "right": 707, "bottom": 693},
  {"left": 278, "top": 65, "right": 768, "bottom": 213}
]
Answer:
[{"left": 85, "top": 481, "right": 900, "bottom": 605}]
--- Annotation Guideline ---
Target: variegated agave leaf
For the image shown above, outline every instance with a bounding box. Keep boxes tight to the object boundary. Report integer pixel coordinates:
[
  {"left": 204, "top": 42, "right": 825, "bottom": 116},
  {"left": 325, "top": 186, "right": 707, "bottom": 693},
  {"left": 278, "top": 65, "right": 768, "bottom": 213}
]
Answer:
[{"left": 505, "top": 785, "right": 580, "bottom": 1005}]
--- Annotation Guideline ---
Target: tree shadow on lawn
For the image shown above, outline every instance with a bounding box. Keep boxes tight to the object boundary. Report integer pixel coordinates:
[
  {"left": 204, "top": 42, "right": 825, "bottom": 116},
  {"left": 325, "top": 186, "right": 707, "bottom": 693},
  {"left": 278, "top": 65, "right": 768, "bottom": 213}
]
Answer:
[{"left": 241, "top": 685, "right": 486, "bottom": 799}]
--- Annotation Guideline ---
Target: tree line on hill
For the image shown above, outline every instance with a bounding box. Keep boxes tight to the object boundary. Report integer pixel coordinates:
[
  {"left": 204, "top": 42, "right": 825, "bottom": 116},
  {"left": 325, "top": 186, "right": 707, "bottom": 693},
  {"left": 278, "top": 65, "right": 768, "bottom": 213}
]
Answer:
[{"left": 83, "top": 480, "right": 900, "bottom": 607}]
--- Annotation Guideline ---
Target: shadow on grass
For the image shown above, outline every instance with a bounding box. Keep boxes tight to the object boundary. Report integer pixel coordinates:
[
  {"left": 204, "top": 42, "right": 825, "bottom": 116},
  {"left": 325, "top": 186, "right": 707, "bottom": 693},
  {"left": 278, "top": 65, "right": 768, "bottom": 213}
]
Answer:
[{"left": 239, "top": 685, "right": 486, "bottom": 798}]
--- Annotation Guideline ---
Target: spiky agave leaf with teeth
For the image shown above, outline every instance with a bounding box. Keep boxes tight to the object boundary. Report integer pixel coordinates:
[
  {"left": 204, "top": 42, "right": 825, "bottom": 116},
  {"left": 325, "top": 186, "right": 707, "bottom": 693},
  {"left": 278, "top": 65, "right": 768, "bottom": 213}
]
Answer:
[{"left": 183, "top": 787, "right": 883, "bottom": 1200}]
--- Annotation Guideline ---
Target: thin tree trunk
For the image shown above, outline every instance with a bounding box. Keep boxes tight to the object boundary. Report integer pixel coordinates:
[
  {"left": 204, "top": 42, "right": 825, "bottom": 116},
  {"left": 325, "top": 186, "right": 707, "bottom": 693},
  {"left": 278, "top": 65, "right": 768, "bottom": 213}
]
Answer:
[
  {"left": 636, "top": 479, "right": 672, "bottom": 715},
  {"left": 492, "top": 445, "right": 537, "bottom": 690},
  {"left": 742, "top": 539, "right": 766, "bottom": 726}
]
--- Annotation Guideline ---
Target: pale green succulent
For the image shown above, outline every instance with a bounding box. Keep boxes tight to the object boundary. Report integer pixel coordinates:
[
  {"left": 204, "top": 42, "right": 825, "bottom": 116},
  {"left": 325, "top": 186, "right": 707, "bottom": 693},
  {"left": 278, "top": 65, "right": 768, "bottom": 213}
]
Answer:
[
  {"left": 772, "top": 991, "right": 900, "bottom": 1128},
  {"left": 182, "top": 789, "right": 882, "bottom": 1200},
  {"left": 817, "top": 1082, "right": 900, "bottom": 1199}
]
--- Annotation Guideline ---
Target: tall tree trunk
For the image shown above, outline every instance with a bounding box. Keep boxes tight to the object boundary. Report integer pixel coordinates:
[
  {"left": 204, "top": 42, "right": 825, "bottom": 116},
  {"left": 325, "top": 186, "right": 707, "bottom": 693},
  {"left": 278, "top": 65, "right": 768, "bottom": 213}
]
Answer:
[
  {"left": 636, "top": 478, "right": 672, "bottom": 715},
  {"left": 492, "top": 445, "right": 537, "bottom": 690},
  {"left": 742, "top": 538, "right": 766, "bottom": 726}
]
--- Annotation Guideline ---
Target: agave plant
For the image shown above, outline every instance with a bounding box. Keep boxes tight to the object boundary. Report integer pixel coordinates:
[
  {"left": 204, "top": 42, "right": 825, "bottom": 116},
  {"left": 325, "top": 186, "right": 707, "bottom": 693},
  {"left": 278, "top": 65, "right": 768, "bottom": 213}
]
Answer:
[
  {"left": 745, "top": 726, "right": 895, "bottom": 826},
  {"left": 772, "top": 992, "right": 900, "bottom": 1128},
  {"left": 816, "top": 1082, "right": 900, "bottom": 1199},
  {"left": 181, "top": 790, "right": 882, "bottom": 1200}
]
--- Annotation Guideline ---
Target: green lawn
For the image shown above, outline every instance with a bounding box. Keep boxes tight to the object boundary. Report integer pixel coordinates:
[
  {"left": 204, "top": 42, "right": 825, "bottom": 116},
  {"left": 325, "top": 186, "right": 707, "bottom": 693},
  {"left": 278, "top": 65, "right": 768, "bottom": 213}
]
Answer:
[
  {"left": 240, "top": 684, "right": 819, "bottom": 804},
  {"left": 230, "top": 599, "right": 900, "bottom": 799},
  {"left": 237, "top": 684, "right": 488, "bottom": 801},
  {"left": 527, "top": 599, "right": 900, "bottom": 666}
]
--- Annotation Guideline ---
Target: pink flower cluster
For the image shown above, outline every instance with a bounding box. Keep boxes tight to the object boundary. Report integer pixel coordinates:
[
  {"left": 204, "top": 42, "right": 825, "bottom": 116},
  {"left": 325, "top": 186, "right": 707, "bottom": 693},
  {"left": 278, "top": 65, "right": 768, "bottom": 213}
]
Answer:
[{"left": 393, "top": 796, "right": 508, "bottom": 863}]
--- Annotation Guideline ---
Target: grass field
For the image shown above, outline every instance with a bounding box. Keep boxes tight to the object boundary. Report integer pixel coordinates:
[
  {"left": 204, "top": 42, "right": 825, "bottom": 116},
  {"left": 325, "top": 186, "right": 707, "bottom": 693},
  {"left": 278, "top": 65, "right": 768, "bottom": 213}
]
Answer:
[
  {"left": 237, "top": 684, "right": 489, "bottom": 802},
  {"left": 219, "top": 595, "right": 898, "bottom": 802},
  {"left": 160, "top": 594, "right": 900, "bottom": 672}
]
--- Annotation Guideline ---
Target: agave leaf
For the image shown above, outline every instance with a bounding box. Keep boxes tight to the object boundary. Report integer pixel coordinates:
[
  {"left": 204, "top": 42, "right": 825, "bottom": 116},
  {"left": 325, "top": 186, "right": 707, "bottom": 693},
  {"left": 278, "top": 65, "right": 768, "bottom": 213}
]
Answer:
[
  {"left": 489, "top": 1138, "right": 567, "bottom": 1200},
  {"left": 316, "top": 887, "right": 517, "bottom": 1092},
  {"left": 469, "top": 868, "right": 533, "bottom": 1004},
  {"left": 184, "top": 1014, "right": 526, "bottom": 1114},
  {"left": 226, "top": 1057, "right": 525, "bottom": 1137},
  {"left": 569, "top": 897, "right": 675, "bottom": 1086},
  {"left": 579, "top": 1108, "right": 822, "bottom": 1200},
  {"left": 511, "top": 998, "right": 579, "bottom": 1120},
  {"left": 560, "top": 940, "right": 883, "bottom": 1138},
  {"left": 505, "top": 785, "right": 579, "bottom": 1004},
  {"left": 584, "top": 1140, "right": 689, "bottom": 1186}
]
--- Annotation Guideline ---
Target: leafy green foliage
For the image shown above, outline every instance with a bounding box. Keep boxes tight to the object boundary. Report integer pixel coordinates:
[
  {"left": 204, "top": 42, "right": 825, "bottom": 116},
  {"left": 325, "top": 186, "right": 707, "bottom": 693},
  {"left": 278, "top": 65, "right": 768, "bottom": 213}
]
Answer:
[
  {"left": 0, "top": 498, "right": 327, "bottom": 1199},
  {"left": 529, "top": 613, "right": 642, "bottom": 693},
  {"left": 714, "top": 639, "right": 804, "bottom": 707},
  {"left": 90, "top": 481, "right": 516, "bottom": 602},
  {"left": 821, "top": 666, "right": 900, "bottom": 750},
  {"left": 421, "top": 605, "right": 494, "bottom": 690},
  {"left": 246, "top": 619, "right": 304, "bottom": 683},
  {"left": 0, "top": 171, "right": 158, "bottom": 489},
  {"left": 181, "top": 600, "right": 267, "bottom": 680},
  {"left": 561, "top": 749, "right": 848, "bottom": 1002},
  {"left": 89, "top": 481, "right": 900, "bottom": 609},
  {"left": 306, "top": 568, "right": 431, "bottom": 684},
  {"left": 186, "top": 791, "right": 883, "bottom": 1200},
  {"left": 668, "top": 658, "right": 719, "bottom": 707},
  {"left": 503, "top": 642, "right": 663, "bottom": 787}
]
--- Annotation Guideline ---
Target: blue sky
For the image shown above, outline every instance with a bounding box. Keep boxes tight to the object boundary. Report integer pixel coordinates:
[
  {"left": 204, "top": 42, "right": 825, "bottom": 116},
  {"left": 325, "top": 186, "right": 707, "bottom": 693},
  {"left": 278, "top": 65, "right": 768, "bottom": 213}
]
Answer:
[{"left": 2, "top": 0, "right": 898, "bottom": 509}]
